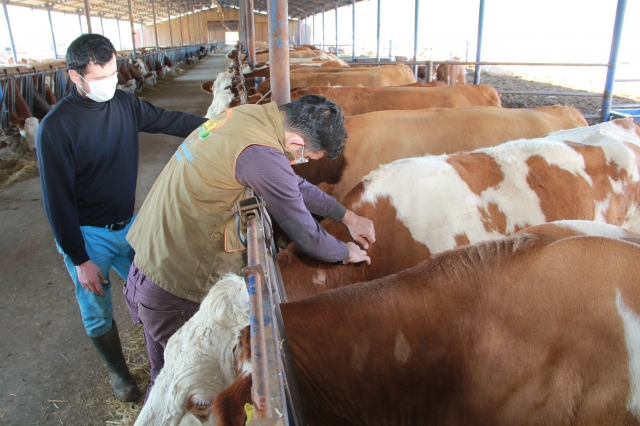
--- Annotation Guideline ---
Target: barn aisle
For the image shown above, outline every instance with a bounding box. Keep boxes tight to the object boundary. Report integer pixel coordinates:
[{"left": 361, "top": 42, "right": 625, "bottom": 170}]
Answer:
[{"left": 0, "top": 51, "right": 229, "bottom": 425}]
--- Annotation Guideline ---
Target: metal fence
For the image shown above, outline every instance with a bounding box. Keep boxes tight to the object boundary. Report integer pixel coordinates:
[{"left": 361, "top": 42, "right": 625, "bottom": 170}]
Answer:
[{"left": 1, "top": 45, "right": 206, "bottom": 131}]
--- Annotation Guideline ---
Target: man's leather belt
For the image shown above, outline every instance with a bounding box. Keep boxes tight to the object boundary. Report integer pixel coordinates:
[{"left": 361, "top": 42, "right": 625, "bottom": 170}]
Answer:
[{"left": 102, "top": 217, "right": 132, "bottom": 232}]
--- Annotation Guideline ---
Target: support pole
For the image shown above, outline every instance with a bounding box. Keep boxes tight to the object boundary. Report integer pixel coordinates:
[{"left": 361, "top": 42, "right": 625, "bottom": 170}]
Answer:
[
  {"left": 412, "top": 0, "right": 419, "bottom": 77},
  {"left": 83, "top": 0, "right": 92, "bottom": 33},
  {"left": 267, "top": 0, "right": 290, "bottom": 105},
  {"left": 297, "top": 17, "right": 301, "bottom": 46},
  {"left": 116, "top": 18, "right": 123, "bottom": 51},
  {"left": 127, "top": 0, "right": 136, "bottom": 54},
  {"left": 151, "top": 0, "right": 160, "bottom": 49},
  {"left": 601, "top": 0, "right": 627, "bottom": 122},
  {"left": 99, "top": 13, "right": 105, "bottom": 36},
  {"left": 334, "top": 5, "right": 338, "bottom": 57},
  {"left": 2, "top": 0, "right": 18, "bottom": 64},
  {"left": 351, "top": 0, "right": 355, "bottom": 61},
  {"left": 238, "top": 0, "right": 244, "bottom": 47},
  {"left": 473, "top": 0, "right": 485, "bottom": 84},
  {"left": 312, "top": 13, "right": 315, "bottom": 46},
  {"left": 186, "top": 0, "right": 192, "bottom": 45},
  {"left": 167, "top": 0, "right": 174, "bottom": 47},
  {"left": 140, "top": 21, "right": 145, "bottom": 47},
  {"left": 46, "top": 5, "right": 59, "bottom": 60},
  {"left": 247, "top": 0, "right": 256, "bottom": 68},
  {"left": 322, "top": 9, "right": 325, "bottom": 51},
  {"left": 190, "top": 1, "right": 196, "bottom": 44},
  {"left": 376, "top": 0, "right": 380, "bottom": 61},
  {"left": 77, "top": 10, "right": 83, "bottom": 33},
  {"left": 178, "top": 0, "right": 184, "bottom": 45}
]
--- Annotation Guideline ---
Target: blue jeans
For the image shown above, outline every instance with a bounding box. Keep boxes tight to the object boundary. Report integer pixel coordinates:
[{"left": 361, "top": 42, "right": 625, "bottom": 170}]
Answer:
[{"left": 56, "top": 217, "right": 136, "bottom": 337}]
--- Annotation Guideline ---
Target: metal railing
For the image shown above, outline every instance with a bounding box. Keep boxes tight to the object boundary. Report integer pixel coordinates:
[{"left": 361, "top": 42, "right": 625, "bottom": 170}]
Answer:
[
  {"left": 235, "top": 188, "right": 305, "bottom": 426},
  {"left": 0, "top": 45, "right": 204, "bottom": 131}
]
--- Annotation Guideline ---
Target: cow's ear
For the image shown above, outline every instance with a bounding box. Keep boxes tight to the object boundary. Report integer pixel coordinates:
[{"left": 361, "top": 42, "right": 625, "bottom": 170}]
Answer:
[
  {"left": 212, "top": 373, "right": 252, "bottom": 426},
  {"left": 201, "top": 81, "right": 214, "bottom": 94}
]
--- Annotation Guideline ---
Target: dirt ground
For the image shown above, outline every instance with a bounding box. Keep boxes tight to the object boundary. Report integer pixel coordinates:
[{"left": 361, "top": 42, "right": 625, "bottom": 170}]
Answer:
[{"left": 1, "top": 58, "right": 639, "bottom": 426}]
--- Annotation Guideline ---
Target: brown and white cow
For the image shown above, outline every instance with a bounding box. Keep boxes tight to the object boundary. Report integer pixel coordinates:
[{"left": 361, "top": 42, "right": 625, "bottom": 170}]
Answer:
[
  {"left": 136, "top": 119, "right": 640, "bottom": 425},
  {"left": 293, "top": 105, "right": 587, "bottom": 200},
  {"left": 214, "top": 221, "right": 640, "bottom": 426}
]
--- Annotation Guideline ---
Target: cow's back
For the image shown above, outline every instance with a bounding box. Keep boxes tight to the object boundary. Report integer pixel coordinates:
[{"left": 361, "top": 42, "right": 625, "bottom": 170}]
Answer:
[{"left": 293, "top": 105, "right": 588, "bottom": 200}]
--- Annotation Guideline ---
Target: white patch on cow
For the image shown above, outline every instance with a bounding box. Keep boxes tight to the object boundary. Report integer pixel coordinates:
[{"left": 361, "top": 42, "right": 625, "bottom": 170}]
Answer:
[
  {"left": 615, "top": 289, "right": 640, "bottom": 421},
  {"left": 312, "top": 269, "right": 327, "bottom": 289},
  {"left": 623, "top": 203, "right": 640, "bottom": 234},
  {"left": 22, "top": 117, "right": 39, "bottom": 151},
  {"left": 356, "top": 121, "right": 640, "bottom": 255},
  {"left": 554, "top": 220, "right": 629, "bottom": 238},
  {"left": 609, "top": 176, "right": 626, "bottom": 194},
  {"left": 205, "top": 89, "right": 234, "bottom": 118},
  {"left": 394, "top": 331, "right": 410, "bottom": 364},
  {"left": 135, "top": 273, "right": 250, "bottom": 426},
  {"left": 205, "top": 71, "right": 234, "bottom": 118},
  {"left": 594, "top": 194, "right": 612, "bottom": 223}
]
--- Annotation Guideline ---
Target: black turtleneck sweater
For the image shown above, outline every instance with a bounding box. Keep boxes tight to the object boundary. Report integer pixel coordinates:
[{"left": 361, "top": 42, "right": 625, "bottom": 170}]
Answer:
[{"left": 37, "top": 86, "right": 207, "bottom": 266}]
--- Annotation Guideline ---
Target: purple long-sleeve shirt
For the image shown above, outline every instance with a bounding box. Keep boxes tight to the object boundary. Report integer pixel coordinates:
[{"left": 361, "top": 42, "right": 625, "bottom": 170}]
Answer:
[{"left": 235, "top": 145, "right": 349, "bottom": 262}]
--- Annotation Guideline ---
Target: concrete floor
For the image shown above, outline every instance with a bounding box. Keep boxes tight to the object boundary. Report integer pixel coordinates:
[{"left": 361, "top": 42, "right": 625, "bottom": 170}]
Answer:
[{"left": 0, "top": 53, "right": 228, "bottom": 425}]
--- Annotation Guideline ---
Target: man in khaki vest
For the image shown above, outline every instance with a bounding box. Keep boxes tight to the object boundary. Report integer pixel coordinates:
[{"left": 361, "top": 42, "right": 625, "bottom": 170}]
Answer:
[{"left": 124, "top": 95, "right": 374, "bottom": 397}]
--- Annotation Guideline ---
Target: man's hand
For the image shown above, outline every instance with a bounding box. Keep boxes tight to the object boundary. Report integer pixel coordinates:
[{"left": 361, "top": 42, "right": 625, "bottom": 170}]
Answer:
[
  {"left": 342, "top": 209, "right": 376, "bottom": 249},
  {"left": 76, "top": 260, "right": 108, "bottom": 296},
  {"left": 345, "top": 242, "right": 371, "bottom": 265}
]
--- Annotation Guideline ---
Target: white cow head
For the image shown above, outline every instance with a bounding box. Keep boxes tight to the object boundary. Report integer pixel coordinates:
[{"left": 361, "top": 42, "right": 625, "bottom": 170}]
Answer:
[
  {"left": 21, "top": 117, "right": 39, "bottom": 151},
  {"left": 205, "top": 71, "right": 235, "bottom": 118},
  {"left": 135, "top": 274, "right": 250, "bottom": 426},
  {"left": 134, "top": 58, "right": 149, "bottom": 77}
]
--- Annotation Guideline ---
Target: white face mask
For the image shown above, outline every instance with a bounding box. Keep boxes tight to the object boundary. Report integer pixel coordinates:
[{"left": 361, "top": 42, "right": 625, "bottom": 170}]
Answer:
[
  {"left": 78, "top": 72, "right": 118, "bottom": 102},
  {"left": 289, "top": 138, "right": 309, "bottom": 165}
]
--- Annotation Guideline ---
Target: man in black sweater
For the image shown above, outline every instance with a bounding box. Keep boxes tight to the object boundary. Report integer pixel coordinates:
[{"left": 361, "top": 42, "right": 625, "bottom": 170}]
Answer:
[{"left": 37, "top": 34, "right": 207, "bottom": 402}]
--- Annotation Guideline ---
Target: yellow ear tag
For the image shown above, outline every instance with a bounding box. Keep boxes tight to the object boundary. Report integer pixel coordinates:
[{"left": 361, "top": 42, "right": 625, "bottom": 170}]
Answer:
[{"left": 244, "top": 403, "right": 255, "bottom": 424}]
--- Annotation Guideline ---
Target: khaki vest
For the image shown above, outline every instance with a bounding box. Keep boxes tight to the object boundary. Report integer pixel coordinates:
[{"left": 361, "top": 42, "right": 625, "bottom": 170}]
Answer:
[{"left": 127, "top": 102, "right": 293, "bottom": 302}]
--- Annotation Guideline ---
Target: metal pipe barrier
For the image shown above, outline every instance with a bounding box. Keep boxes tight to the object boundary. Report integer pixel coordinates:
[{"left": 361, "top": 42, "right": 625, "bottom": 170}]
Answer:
[
  {"left": 235, "top": 188, "right": 306, "bottom": 426},
  {"left": 1, "top": 45, "right": 205, "bottom": 130}
]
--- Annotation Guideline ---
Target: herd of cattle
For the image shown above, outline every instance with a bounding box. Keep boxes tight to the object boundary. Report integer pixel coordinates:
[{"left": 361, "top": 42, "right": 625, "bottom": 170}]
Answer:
[
  {"left": 0, "top": 47, "right": 208, "bottom": 158},
  {"left": 129, "top": 46, "right": 640, "bottom": 425}
]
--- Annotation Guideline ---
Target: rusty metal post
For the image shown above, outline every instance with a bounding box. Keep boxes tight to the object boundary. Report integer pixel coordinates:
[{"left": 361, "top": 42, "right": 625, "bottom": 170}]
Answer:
[
  {"left": 600, "top": 0, "right": 627, "bottom": 122},
  {"left": 247, "top": 0, "right": 256, "bottom": 68},
  {"left": 83, "top": 0, "right": 92, "bottom": 33},
  {"left": 167, "top": 0, "right": 174, "bottom": 47},
  {"left": 126, "top": 0, "right": 136, "bottom": 54},
  {"left": 151, "top": 0, "right": 160, "bottom": 49},
  {"left": 46, "top": 5, "right": 59, "bottom": 59},
  {"left": 376, "top": 0, "right": 380, "bottom": 61},
  {"left": 238, "top": 0, "right": 245, "bottom": 48},
  {"left": 267, "top": 0, "right": 290, "bottom": 105}
]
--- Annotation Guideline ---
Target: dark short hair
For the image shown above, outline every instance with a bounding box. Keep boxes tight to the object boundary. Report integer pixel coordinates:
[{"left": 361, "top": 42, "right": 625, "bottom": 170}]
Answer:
[
  {"left": 66, "top": 34, "right": 117, "bottom": 76},
  {"left": 279, "top": 95, "right": 347, "bottom": 159}
]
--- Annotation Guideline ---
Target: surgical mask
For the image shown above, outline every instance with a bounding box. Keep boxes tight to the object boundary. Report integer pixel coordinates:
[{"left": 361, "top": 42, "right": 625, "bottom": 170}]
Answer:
[
  {"left": 289, "top": 138, "right": 309, "bottom": 165},
  {"left": 78, "top": 72, "right": 118, "bottom": 102}
]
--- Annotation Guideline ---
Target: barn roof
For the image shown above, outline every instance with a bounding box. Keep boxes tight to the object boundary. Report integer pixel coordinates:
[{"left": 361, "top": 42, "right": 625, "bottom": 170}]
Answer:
[{"left": 7, "top": 0, "right": 362, "bottom": 25}]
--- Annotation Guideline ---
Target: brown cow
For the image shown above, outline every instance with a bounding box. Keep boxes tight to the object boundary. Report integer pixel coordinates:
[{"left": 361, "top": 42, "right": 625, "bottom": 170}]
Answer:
[
  {"left": 287, "top": 84, "right": 501, "bottom": 116},
  {"left": 137, "top": 120, "right": 640, "bottom": 425},
  {"left": 436, "top": 62, "right": 467, "bottom": 85},
  {"left": 292, "top": 105, "right": 587, "bottom": 200},
  {"left": 256, "top": 63, "right": 417, "bottom": 94},
  {"left": 215, "top": 221, "right": 640, "bottom": 426}
]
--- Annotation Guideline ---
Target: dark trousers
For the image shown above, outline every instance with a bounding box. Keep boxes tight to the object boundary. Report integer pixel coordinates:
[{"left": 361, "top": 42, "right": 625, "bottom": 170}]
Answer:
[{"left": 124, "top": 262, "right": 200, "bottom": 398}]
